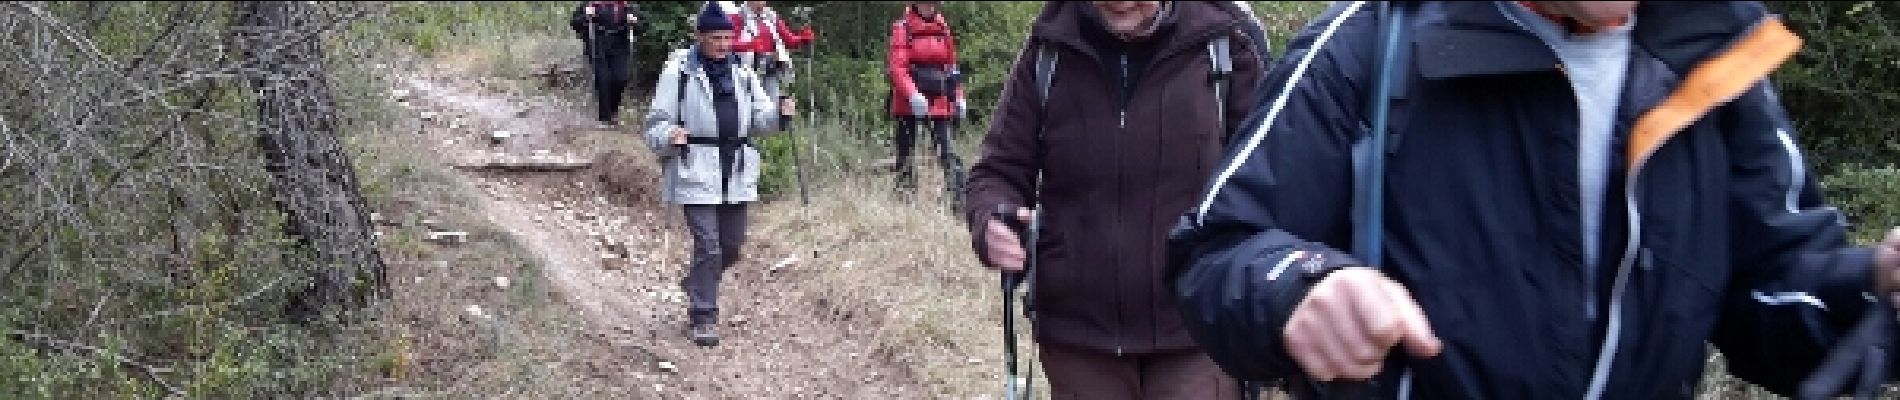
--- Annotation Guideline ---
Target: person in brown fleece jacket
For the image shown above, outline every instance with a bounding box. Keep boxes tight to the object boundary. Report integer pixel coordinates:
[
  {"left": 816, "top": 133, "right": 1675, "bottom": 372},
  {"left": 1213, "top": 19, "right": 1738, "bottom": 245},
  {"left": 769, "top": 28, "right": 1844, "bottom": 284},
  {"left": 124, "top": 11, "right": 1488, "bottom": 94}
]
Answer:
[{"left": 962, "top": 1, "right": 1267, "bottom": 398}]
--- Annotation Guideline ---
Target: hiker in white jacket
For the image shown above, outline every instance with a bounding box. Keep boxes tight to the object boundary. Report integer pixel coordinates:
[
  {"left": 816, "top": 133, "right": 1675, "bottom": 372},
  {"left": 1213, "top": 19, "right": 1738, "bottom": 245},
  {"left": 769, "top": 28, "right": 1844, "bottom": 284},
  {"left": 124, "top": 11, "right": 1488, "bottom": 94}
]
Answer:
[{"left": 641, "top": 2, "right": 791, "bottom": 347}]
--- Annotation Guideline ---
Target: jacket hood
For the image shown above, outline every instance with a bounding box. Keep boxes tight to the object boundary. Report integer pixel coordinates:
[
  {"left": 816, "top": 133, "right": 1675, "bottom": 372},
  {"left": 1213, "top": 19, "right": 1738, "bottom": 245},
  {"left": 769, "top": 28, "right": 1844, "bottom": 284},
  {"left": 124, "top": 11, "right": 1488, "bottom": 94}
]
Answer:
[
  {"left": 1417, "top": 1, "right": 1782, "bottom": 79},
  {"left": 903, "top": 5, "right": 949, "bottom": 36}
]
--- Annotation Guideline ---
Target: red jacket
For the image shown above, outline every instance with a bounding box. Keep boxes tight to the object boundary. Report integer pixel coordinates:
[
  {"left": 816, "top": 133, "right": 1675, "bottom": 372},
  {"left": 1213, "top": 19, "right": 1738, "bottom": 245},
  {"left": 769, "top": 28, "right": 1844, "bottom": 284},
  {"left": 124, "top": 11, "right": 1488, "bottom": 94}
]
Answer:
[
  {"left": 887, "top": 6, "right": 963, "bottom": 118},
  {"left": 731, "top": 8, "right": 814, "bottom": 55}
]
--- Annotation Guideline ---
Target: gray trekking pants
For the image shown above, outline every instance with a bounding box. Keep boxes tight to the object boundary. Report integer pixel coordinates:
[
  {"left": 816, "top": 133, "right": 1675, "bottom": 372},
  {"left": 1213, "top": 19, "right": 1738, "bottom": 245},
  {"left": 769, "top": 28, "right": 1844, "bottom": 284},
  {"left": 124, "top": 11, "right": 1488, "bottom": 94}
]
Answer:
[{"left": 681, "top": 203, "right": 748, "bottom": 320}]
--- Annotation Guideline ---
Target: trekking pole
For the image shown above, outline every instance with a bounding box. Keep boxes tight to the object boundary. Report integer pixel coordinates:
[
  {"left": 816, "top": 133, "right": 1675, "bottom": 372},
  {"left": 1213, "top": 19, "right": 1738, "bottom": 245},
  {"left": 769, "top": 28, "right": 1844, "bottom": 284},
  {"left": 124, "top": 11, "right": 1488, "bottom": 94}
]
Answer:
[
  {"left": 784, "top": 97, "right": 809, "bottom": 206},
  {"left": 1001, "top": 272, "right": 1022, "bottom": 400},
  {"left": 951, "top": 112, "right": 964, "bottom": 209},
  {"left": 997, "top": 207, "right": 1040, "bottom": 400},
  {"left": 585, "top": 4, "right": 601, "bottom": 118},
  {"left": 585, "top": 5, "right": 598, "bottom": 69},
  {"left": 1797, "top": 299, "right": 1896, "bottom": 400},
  {"left": 581, "top": 5, "right": 596, "bottom": 61},
  {"left": 783, "top": 5, "right": 814, "bottom": 207},
  {"left": 787, "top": 6, "right": 810, "bottom": 207}
]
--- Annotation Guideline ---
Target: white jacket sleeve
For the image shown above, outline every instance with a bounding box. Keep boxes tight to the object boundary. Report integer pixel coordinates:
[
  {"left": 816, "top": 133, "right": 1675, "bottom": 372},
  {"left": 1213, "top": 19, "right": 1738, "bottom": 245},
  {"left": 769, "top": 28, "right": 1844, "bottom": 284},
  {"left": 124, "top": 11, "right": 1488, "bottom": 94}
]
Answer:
[
  {"left": 744, "top": 68, "right": 783, "bottom": 135},
  {"left": 644, "top": 49, "right": 690, "bottom": 157}
]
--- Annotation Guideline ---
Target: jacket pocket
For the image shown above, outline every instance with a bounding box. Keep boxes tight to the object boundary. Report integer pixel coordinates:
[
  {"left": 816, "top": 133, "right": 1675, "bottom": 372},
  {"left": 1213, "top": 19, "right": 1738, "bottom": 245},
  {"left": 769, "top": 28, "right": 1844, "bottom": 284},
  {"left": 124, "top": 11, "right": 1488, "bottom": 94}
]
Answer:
[
  {"left": 1653, "top": 246, "right": 1724, "bottom": 398},
  {"left": 1027, "top": 222, "right": 1078, "bottom": 314},
  {"left": 736, "top": 146, "right": 762, "bottom": 194},
  {"left": 672, "top": 147, "right": 719, "bottom": 193}
]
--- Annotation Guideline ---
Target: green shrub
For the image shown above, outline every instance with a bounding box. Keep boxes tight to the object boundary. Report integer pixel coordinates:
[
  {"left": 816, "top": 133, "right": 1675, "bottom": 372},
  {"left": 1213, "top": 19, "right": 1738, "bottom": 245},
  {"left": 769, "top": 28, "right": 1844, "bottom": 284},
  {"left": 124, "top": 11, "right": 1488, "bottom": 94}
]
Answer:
[
  {"left": 1823, "top": 165, "right": 1900, "bottom": 244},
  {"left": 1768, "top": 1, "right": 1900, "bottom": 173},
  {"left": 757, "top": 130, "right": 803, "bottom": 201}
]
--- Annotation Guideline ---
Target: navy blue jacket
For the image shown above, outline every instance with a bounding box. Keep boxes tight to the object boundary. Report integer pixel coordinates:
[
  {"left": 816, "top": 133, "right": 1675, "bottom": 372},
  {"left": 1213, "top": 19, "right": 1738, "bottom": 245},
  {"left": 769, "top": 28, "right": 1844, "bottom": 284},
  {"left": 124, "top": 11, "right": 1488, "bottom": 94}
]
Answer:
[{"left": 1168, "top": 2, "right": 1890, "bottom": 399}]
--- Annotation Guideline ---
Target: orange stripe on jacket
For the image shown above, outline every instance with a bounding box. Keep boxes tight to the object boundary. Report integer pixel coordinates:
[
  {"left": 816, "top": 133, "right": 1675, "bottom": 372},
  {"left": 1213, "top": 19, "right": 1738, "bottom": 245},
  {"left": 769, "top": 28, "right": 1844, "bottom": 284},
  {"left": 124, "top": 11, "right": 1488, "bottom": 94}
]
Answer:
[{"left": 1625, "top": 18, "right": 1802, "bottom": 170}]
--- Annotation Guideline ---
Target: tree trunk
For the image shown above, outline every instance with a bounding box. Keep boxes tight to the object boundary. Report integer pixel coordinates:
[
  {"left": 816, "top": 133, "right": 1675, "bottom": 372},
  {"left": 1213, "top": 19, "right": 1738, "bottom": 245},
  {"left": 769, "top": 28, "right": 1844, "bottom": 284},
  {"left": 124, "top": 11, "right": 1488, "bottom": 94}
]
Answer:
[{"left": 234, "top": 0, "right": 386, "bottom": 322}]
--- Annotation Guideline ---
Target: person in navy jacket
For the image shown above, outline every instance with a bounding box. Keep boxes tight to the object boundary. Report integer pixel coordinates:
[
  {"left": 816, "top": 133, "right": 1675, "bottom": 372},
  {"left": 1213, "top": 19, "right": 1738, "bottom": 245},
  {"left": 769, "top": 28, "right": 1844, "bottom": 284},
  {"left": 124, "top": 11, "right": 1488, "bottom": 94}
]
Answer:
[{"left": 1169, "top": 1, "right": 1900, "bottom": 398}]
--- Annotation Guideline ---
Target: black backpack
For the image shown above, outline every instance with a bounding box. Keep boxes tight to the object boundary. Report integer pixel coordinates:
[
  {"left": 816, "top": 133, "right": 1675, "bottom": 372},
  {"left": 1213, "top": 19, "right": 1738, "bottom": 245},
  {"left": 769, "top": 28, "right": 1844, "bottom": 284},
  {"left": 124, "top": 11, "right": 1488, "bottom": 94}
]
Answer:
[{"left": 1026, "top": 1, "right": 1276, "bottom": 141}]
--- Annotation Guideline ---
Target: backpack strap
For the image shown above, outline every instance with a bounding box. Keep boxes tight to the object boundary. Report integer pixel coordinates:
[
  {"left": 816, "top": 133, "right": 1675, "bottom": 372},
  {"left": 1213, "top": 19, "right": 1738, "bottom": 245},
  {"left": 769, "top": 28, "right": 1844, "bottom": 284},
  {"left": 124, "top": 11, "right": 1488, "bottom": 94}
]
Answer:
[
  {"left": 1351, "top": 0, "right": 1411, "bottom": 287},
  {"left": 1208, "top": 35, "right": 1233, "bottom": 146},
  {"left": 674, "top": 54, "right": 694, "bottom": 166},
  {"left": 675, "top": 60, "right": 691, "bottom": 125},
  {"left": 1033, "top": 42, "right": 1058, "bottom": 108}
]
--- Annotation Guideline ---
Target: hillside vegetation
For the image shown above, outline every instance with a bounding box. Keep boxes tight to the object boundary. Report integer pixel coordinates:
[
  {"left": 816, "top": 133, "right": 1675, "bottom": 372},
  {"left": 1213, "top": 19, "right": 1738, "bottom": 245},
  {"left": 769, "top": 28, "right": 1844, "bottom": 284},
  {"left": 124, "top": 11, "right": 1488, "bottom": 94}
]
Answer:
[{"left": 0, "top": 1, "right": 1893, "bottom": 398}]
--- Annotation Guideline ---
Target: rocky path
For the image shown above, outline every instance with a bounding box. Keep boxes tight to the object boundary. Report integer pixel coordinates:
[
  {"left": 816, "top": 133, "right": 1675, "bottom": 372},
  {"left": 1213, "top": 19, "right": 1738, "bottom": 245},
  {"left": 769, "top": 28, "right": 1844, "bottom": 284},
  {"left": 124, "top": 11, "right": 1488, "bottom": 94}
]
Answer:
[{"left": 392, "top": 71, "right": 927, "bottom": 399}]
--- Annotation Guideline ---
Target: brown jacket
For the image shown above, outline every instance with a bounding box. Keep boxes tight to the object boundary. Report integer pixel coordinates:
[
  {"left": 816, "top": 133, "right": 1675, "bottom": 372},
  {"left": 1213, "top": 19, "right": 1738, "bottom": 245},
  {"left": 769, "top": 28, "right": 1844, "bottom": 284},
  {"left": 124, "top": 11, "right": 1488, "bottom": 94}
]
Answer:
[{"left": 964, "top": 1, "right": 1265, "bottom": 355}]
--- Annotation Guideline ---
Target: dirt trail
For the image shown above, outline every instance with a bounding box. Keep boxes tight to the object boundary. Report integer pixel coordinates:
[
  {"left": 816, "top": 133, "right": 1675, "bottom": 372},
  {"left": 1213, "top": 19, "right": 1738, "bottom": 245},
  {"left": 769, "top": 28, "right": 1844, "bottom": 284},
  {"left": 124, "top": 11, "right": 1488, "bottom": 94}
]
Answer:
[{"left": 394, "top": 71, "right": 926, "bottom": 399}]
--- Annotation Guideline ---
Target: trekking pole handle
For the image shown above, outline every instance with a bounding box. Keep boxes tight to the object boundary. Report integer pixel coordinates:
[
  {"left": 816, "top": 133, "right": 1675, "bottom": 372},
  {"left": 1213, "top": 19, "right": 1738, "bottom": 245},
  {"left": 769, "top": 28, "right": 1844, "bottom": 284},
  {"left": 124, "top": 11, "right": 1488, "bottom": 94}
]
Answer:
[
  {"left": 992, "top": 205, "right": 1036, "bottom": 291},
  {"left": 1319, "top": 380, "right": 1377, "bottom": 400}
]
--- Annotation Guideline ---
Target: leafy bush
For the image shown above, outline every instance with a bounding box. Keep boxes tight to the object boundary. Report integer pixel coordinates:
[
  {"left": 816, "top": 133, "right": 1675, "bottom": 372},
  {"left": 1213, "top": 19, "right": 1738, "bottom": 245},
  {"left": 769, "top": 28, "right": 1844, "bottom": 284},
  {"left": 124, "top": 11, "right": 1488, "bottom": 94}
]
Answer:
[
  {"left": 1767, "top": 1, "right": 1900, "bottom": 173},
  {"left": 756, "top": 127, "right": 805, "bottom": 201},
  {"left": 1823, "top": 166, "right": 1900, "bottom": 244}
]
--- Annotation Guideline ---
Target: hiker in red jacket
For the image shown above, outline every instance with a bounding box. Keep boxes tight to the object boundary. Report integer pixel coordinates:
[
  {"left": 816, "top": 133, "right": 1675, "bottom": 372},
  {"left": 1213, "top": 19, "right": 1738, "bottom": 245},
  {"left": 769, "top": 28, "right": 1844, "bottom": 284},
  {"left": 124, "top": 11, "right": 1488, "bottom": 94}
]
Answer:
[
  {"left": 732, "top": 1, "right": 814, "bottom": 115},
  {"left": 887, "top": 1, "right": 966, "bottom": 197}
]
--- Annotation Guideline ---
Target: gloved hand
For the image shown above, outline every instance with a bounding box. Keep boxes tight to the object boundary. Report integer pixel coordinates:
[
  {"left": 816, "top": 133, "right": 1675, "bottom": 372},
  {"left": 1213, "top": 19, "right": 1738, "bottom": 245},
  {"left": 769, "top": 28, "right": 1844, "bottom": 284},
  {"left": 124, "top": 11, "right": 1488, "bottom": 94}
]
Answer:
[
  {"left": 956, "top": 97, "right": 968, "bottom": 119},
  {"left": 909, "top": 93, "right": 929, "bottom": 118}
]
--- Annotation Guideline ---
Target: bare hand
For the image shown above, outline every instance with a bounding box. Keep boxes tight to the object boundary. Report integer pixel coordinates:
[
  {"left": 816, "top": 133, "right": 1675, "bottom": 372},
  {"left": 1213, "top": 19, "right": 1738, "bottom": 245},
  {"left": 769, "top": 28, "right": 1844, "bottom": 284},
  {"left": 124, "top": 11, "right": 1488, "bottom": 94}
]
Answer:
[
  {"left": 780, "top": 98, "right": 797, "bottom": 116},
  {"left": 671, "top": 126, "right": 688, "bottom": 145},
  {"left": 1284, "top": 268, "right": 1443, "bottom": 381},
  {"left": 983, "top": 208, "right": 1035, "bottom": 272},
  {"left": 1876, "top": 228, "right": 1900, "bottom": 295}
]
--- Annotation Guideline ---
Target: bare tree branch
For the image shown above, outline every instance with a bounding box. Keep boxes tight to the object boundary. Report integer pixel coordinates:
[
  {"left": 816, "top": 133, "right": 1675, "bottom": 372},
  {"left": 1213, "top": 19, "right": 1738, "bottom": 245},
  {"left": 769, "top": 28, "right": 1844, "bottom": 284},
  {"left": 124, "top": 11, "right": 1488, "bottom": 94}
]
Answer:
[{"left": 5, "top": 330, "right": 185, "bottom": 398}]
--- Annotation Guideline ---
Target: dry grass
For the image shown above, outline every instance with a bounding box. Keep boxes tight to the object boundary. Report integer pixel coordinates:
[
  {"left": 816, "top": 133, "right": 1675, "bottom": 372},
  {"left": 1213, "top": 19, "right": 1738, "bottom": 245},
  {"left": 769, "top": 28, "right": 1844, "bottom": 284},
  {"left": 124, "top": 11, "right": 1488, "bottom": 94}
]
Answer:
[{"left": 747, "top": 165, "right": 1048, "bottom": 398}]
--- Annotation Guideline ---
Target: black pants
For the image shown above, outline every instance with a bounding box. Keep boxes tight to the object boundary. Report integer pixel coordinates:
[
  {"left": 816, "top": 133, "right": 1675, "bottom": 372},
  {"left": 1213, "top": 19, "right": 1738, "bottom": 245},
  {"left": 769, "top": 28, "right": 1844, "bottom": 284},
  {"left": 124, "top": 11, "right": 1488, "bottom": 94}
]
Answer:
[
  {"left": 893, "top": 116, "right": 964, "bottom": 191},
  {"left": 590, "top": 50, "right": 632, "bottom": 123},
  {"left": 681, "top": 203, "right": 747, "bottom": 323}
]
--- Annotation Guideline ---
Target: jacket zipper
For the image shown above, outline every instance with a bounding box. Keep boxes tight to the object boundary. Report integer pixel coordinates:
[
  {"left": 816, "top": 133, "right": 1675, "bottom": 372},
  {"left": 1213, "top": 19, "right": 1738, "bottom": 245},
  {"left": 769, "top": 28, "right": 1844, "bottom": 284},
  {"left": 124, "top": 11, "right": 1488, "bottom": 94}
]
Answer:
[
  {"left": 1114, "top": 52, "right": 1129, "bottom": 357},
  {"left": 1517, "top": 20, "right": 1627, "bottom": 397},
  {"left": 1118, "top": 55, "right": 1130, "bottom": 128},
  {"left": 1583, "top": 160, "right": 1646, "bottom": 400}
]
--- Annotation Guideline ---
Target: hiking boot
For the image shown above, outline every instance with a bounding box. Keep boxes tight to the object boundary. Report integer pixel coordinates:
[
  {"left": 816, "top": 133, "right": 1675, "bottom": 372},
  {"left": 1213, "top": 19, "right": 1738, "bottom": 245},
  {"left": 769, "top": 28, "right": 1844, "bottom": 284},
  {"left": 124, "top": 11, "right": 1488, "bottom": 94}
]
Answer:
[
  {"left": 687, "top": 308, "right": 720, "bottom": 347},
  {"left": 688, "top": 323, "right": 720, "bottom": 347},
  {"left": 894, "top": 168, "right": 918, "bottom": 196}
]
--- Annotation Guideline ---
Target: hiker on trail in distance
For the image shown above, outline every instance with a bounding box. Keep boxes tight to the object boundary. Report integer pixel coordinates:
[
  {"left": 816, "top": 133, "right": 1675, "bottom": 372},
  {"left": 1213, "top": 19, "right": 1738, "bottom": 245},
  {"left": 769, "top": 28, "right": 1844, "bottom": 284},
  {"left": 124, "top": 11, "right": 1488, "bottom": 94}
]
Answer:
[
  {"left": 732, "top": 1, "right": 815, "bottom": 116},
  {"left": 570, "top": 0, "right": 645, "bottom": 129},
  {"left": 1170, "top": 1, "right": 1900, "bottom": 398},
  {"left": 963, "top": 1, "right": 1267, "bottom": 398},
  {"left": 887, "top": 0, "right": 966, "bottom": 196},
  {"left": 641, "top": 2, "right": 791, "bottom": 348}
]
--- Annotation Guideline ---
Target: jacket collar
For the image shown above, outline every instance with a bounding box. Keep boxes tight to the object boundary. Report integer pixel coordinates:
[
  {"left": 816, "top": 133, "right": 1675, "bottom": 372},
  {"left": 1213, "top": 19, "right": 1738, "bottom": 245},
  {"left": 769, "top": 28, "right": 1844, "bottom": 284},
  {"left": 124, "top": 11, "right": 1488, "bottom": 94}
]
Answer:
[
  {"left": 1030, "top": 1, "right": 1242, "bottom": 68},
  {"left": 684, "top": 47, "right": 739, "bottom": 71},
  {"left": 1413, "top": 1, "right": 1560, "bottom": 79},
  {"left": 1413, "top": 1, "right": 1770, "bottom": 80}
]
